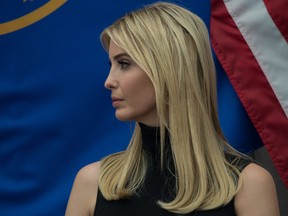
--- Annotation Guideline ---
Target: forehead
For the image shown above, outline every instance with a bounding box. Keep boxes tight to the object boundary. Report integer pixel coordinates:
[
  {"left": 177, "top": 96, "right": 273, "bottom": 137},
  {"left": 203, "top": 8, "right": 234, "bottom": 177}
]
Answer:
[{"left": 108, "top": 41, "right": 126, "bottom": 57}]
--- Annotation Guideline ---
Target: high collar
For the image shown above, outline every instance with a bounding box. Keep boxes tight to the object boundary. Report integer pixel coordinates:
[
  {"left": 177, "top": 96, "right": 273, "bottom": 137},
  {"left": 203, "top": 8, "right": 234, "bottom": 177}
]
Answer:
[
  {"left": 139, "top": 123, "right": 172, "bottom": 167},
  {"left": 139, "top": 123, "right": 160, "bottom": 155}
]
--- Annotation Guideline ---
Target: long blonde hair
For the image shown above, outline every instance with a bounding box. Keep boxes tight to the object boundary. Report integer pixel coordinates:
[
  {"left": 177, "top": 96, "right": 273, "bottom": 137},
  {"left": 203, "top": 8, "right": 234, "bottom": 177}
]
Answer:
[{"left": 99, "top": 2, "right": 242, "bottom": 213}]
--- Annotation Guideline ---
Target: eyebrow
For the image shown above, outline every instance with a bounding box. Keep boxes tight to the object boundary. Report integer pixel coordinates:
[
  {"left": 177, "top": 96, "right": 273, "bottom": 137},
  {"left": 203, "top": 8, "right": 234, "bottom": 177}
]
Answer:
[{"left": 111, "top": 52, "right": 131, "bottom": 61}]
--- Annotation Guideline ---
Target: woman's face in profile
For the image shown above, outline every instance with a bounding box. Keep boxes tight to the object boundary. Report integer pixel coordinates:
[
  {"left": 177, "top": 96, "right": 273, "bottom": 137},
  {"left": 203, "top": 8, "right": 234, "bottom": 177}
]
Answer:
[{"left": 104, "top": 41, "right": 159, "bottom": 126}]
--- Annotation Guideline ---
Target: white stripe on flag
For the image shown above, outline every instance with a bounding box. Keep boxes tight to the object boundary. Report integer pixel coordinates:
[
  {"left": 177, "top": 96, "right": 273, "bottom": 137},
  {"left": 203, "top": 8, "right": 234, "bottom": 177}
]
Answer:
[{"left": 223, "top": 0, "right": 288, "bottom": 117}]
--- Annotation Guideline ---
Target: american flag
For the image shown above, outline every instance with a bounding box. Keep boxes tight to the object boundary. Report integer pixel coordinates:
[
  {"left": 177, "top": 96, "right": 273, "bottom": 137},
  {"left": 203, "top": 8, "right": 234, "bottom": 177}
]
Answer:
[{"left": 211, "top": 0, "right": 288, "bottom": 187}]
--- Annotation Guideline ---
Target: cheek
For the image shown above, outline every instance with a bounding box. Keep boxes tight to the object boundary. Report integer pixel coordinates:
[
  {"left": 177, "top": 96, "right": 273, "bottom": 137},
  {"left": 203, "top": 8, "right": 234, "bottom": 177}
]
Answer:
[
  {"left": 125, "top": 80, "right": 155, "bottom": 103},
  {"left": 124, "top": 83, "right": 147, "bottom": 102}
]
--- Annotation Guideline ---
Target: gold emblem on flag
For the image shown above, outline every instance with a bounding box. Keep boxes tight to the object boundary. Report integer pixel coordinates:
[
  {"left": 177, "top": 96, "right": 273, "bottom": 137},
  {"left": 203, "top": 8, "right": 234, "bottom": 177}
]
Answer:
[{"left": 0, "top": 0, "right": 68, "bottom": 35}]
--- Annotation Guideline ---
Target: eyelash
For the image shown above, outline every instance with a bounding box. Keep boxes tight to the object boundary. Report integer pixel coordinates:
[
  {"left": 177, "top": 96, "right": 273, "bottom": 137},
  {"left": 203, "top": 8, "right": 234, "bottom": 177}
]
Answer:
[
  {"left": 118, "top": 60, "right": 130, "bottom": 69},
  {"left": 108, "top": 59, "right": 131, "bottom": 70}
]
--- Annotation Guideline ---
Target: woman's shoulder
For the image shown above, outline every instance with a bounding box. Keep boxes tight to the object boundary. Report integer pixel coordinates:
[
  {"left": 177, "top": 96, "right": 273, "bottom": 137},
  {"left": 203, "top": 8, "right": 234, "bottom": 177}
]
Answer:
[
  {"left": 73, "top": 161, "right": 101, "bottom": 194},
  {"left": 238, "top": 162, "right": 275, "bottom": 191},
  {"left": 65, "top": 161, "right": 101, "bottom": 216},
  {"left": 234, "top": 163, "right": 280, "bottom": 216},
  {"left": 77, "top": 161, "right": 101, "bottom": 181}
]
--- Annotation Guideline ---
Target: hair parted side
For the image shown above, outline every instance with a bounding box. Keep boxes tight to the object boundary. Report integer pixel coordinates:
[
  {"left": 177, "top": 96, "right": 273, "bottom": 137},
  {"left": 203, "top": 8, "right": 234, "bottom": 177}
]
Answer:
[{"left": 99, "top": 2, "right": 243, "bottom": 213}]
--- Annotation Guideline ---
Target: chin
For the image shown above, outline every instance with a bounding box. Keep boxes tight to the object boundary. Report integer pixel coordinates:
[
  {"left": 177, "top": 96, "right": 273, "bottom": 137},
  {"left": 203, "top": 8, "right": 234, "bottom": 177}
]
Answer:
[{"left": 115, "top": 112, "right": 134, "bottom": 122}]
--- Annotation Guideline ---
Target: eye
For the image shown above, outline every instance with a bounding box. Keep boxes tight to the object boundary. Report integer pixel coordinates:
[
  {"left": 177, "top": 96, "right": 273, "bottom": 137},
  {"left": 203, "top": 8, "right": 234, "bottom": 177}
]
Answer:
[{"left": 118, "top": 60, "right": 130, "bottom": 69}]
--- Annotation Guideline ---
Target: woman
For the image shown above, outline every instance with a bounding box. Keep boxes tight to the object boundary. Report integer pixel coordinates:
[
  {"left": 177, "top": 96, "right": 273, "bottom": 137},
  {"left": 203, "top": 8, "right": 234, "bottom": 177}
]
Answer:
[{"left": 65, "top": 2, "right": 279, "bottom": 215}]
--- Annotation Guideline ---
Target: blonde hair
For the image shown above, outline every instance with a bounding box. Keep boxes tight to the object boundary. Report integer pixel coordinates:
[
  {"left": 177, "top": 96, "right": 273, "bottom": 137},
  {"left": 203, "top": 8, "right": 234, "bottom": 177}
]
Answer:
[{"left": 99, "top": 2, "right": 242, "bottom": 214}]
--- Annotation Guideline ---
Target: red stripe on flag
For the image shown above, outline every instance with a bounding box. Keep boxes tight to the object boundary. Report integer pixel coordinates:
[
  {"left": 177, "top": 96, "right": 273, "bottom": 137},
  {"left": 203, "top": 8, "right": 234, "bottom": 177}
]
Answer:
[
  {"left": 263, "top": 0, "right": 288, "bottom": 42},
  {"left": 210, "top": 0, "right": 288, "bottom": 187}
]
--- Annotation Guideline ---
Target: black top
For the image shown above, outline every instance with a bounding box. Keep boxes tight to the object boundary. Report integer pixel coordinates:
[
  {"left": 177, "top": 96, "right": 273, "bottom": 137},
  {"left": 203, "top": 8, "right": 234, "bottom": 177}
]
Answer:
[{"left": 94, "top": 123, "right": 251, "bottom": 216}]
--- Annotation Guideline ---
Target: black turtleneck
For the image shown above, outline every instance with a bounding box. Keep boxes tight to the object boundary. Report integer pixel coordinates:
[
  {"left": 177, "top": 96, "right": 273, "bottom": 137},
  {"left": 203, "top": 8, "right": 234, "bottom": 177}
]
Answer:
[
  {"left": 138, "top": 123, "right": 176, "bottom": 202},
  {"left": 139, "top": 123, "right": 173, "bottom": 171},
  {"left": 94, "top": 123, "right": 242, "bottom": 216}
]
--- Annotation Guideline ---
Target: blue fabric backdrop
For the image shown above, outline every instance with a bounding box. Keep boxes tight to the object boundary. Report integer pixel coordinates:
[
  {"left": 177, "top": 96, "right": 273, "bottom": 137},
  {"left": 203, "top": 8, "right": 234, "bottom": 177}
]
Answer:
[{"left": 0, "top": 1, "right": 262, "bottom": 215}]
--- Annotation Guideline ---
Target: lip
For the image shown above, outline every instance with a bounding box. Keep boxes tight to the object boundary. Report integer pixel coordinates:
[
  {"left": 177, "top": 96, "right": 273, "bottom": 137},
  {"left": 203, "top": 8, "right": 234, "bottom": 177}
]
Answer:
[{"left": 111, "top": 96, "right": 124, "bottom": 107}]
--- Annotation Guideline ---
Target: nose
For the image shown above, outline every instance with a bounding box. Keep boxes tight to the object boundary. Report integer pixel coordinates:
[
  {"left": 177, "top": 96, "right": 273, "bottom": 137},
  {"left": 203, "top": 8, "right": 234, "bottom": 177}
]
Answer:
[{"left": 104, "top": 70, "right": 118, "bottom": 89}]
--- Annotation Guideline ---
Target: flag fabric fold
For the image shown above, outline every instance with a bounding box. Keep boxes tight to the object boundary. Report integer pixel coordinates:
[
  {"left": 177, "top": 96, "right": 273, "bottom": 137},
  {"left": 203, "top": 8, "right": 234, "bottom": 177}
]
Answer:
[{"left": 211, "top": 0, "right": 288, "bottom": 187}]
